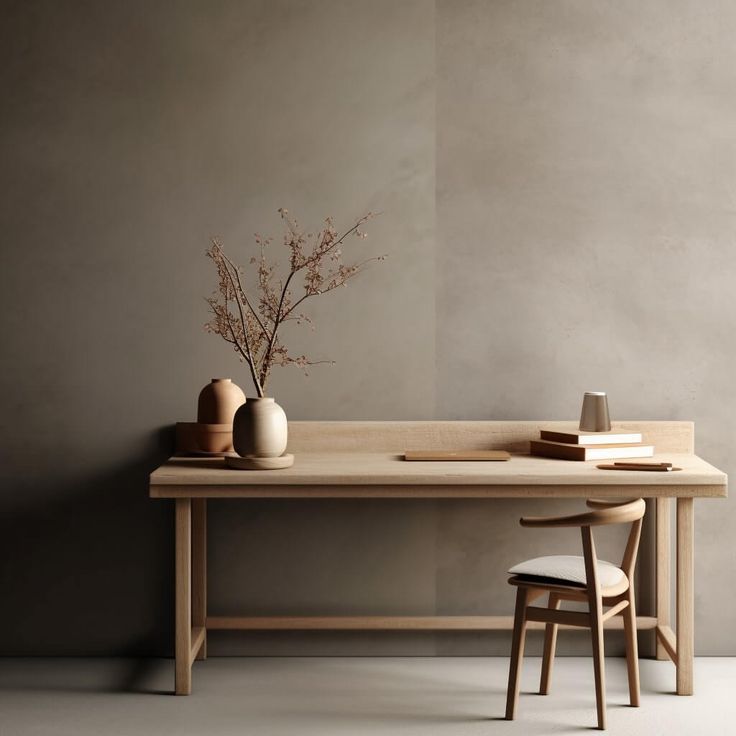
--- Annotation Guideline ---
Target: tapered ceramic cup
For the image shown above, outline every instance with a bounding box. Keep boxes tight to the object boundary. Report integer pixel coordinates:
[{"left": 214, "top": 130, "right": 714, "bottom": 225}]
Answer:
[{"left": 579, "top": 391, "right": 611, "bottom": 432}]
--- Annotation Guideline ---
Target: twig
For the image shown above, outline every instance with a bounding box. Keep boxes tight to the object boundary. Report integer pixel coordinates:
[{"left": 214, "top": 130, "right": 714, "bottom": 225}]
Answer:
[
  {"left": 221, "top": 256, "right": 264, "bottom": 397},
  {"left": 205, "top": 210, "right": 382, "bottom": 397}
]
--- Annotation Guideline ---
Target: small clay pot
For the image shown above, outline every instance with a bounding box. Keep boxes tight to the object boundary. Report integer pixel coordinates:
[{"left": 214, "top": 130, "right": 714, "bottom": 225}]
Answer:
[{"left": 197, "top": 378, "right": 245, "bottom": 424}]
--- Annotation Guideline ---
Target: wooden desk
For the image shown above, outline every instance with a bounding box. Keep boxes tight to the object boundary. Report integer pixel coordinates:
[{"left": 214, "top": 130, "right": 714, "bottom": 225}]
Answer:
[{"left": 149, "top": 421, "right": 727, "bottom": 696}]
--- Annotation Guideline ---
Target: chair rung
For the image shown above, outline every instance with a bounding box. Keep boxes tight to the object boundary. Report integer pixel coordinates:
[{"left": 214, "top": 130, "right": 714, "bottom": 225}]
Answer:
[
  {"left": 525, "top": 607, "right": 590, "bottom": 628},
  {"left": 601, "top": 599, "right": 629, "bottom": 622},
  {"left": 526, "top": 598, "right": 630, "bottom": 629}
]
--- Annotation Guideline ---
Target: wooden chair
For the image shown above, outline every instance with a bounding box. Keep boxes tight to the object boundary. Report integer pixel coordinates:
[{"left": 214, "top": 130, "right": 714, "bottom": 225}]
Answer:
[{"left": 504, "top": 498, "right": 646, "bottom": 730}]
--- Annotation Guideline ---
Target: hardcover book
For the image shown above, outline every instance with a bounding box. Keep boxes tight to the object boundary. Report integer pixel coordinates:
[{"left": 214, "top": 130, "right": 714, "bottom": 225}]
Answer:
[
  {"left": 530, "top": 439, "right": 655, "bottom": 461},
  {"left": 539, "top": 429, "right": 643, "bottom": 445}
]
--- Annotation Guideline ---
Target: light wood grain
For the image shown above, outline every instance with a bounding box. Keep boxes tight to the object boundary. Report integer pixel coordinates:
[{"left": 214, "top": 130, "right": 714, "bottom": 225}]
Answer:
[
  {"left": 655, "top": 497, "right": 671, "bottom": 660},
  {"left": 520, "top": 498, "right": 646, "bottom": 528},
  {"left": 539, "top": 593, "right": 561, "bottom": 695},
  {"left": 622, "top": 513, "right": 643, "bottom": 708},
  {"left": 192, "top": 499, "right": 206, "bottom": 661},
  {"left": 582, "top": 525, "right": 607, "bottom": 730},
  {"left": 226, "top": 453, "right": 294, "bottom": 470},
  {"left": 505, "top": 587, "right": 531, "bottom": 721},
  {"left": 677, "top": 497, "right": 694, "bottom": 695},
  {"left": 285, "top": 420, "right": 695, "bottom": 453},
  {"left": 189, "top": 627, "right": 205, "bottom": 667},
  {"left": 150, "top": 452, "right": 726, "bottom": 497},
  {"left": 507, "top": 499, "right": 645, "bottom": 729},
  {"left": 203, "top": 614, "right": 657, "bottom": 631},
  {"left": 525, "top": 606, "right": 591, "bottom": 628},
  {"left": 153, "top": 422, "right": 725, "bottom": 698},
  {"left": 175, "top": 499, "right": 191, "bottom": 696},
  {"left": 404, "top": 450, "right": 510, "bottom": 461},
  {"left": 601, "top": 599, "right": 630, "bottom": 622},
  {"left": 623, "top": 586, "right": 640, "bottom": 706},
  {"left": 656, "top": 624, "right": 678, "bottom": 664}
]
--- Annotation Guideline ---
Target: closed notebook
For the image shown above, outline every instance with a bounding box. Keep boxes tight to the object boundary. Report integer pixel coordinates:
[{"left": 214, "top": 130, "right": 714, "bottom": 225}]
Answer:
[
  {"left": 404, "top": 450, "right": 510, "bottom": 461},
  {"left": 539, "top": 429, "right": 643, "bottom": 445},
  {"left": 530, "top": 439, "right": 654, "bottom": 461}
]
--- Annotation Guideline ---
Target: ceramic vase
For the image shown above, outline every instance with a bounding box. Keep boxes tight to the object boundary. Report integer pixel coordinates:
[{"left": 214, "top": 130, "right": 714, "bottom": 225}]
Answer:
[
  {"left": 197, "top": 378, "right": 246, "bottom": 424},
  {"left": 233, "top": 397, "right": 288, "bottom": 458}
]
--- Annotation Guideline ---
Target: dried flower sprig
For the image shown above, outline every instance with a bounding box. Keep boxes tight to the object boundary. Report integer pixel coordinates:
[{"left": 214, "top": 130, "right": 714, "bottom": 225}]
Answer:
[{"left": 205, "top": 209, "right": 384, "bottom": 397}]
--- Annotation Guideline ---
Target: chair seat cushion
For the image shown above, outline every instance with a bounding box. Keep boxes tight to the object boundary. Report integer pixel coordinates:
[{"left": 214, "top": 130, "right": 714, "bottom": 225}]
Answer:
[{"left": 508, "top": 555, "right": 625, "bottom": 588}]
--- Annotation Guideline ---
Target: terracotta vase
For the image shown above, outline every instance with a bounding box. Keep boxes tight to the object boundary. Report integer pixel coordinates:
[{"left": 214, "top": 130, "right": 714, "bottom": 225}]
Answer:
[
  {"left": 233, "top": 397, "right": 288, "bottom": 458},
  {"left": 197, "top": 378, "right": 245, "bottom": 424}
]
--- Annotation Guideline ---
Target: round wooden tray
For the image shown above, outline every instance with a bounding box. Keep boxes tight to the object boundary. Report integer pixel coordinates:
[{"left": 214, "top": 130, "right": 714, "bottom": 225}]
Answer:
[
  {"left": 225, "top": 454, "right": 295, "bottom": 470},
  {"left": 189, "top": 450, "right": 238, "bottom": 458}
]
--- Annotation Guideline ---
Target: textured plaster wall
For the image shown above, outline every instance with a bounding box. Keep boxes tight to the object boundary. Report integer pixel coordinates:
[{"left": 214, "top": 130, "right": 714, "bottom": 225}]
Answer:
[
  {"left": 0, "top": 0, "right": 732, "bottom": 655},
  {"left": 435, "top": 0, "right": 736, "bottom": 656}
]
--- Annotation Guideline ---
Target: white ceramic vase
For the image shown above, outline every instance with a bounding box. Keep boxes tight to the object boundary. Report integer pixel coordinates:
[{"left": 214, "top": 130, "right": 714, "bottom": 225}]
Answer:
[{"left": 232, "top": 397, "right": 288, "bottom": 458}]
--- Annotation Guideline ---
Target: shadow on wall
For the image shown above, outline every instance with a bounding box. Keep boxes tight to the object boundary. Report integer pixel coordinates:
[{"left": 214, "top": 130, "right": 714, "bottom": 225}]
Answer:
[
  {"left": 0, "top": 430, "right": 660, "bottom": 659},
  {"left": 0, "top": 428, "right": 175, "bottom": 657}
]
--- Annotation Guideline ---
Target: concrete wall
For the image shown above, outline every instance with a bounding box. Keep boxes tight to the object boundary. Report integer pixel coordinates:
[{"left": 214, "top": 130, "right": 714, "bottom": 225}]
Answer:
[{"left": 0, "top": 0, "right": 733, "bottom": 656}]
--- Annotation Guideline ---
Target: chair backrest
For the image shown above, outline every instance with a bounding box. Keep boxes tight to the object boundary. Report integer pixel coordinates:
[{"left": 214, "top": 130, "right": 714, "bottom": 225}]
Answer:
[{"left": 519, "top": 498, "right": 646, "bottom": 585}]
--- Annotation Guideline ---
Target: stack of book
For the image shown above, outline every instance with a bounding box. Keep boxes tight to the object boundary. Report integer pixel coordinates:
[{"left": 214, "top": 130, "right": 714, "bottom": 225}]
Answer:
[{"left": 530, "top": 428, "right": 654, "bottom": 461}]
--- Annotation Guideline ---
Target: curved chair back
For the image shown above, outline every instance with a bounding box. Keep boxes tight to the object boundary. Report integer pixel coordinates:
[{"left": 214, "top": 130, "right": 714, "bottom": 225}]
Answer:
[
  {"left": 520, "top": 498, "right": 645, "bottom": 583},
  {"left": 520, "top": 498, "right": 645, "bottom": 528}
]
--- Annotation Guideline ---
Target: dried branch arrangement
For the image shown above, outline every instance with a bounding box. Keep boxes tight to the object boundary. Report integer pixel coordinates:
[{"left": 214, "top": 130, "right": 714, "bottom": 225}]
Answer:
[{"left": 205, "top": 208, "right": 384, "bottom": 398}]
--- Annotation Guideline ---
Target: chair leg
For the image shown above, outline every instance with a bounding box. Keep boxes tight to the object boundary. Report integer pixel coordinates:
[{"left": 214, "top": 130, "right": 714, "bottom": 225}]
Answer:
[
  {"left": 623, "top": 590, "right": 641, "bottom": 707},
  {"left": 582, "top": 525, "right": 607, "bottom": 730},
  {"left": 540, "top": 592, "right": 561, "bottom": 695},
  {"left": 505, "top": 586, "right": 530, "bottom": 720},
  {"left": 589, "top": 596, "right": 607, "bottom": 730}
]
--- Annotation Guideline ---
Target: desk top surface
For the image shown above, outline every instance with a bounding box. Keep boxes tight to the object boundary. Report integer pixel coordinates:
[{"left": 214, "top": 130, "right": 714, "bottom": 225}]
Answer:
[{"left": 149, "top": 452, "right": 727, "bottom": 498}]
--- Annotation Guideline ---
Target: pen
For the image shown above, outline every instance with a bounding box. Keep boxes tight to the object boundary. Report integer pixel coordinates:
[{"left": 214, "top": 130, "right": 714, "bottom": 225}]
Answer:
[{"left": 597, "top": 463, "right": 680, "bottom": 472}]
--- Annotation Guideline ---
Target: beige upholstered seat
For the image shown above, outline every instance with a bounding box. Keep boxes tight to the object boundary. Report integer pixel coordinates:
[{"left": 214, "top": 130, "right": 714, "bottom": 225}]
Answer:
[{"left": 508, "top": 555, "right": 626, "bottom": 588}]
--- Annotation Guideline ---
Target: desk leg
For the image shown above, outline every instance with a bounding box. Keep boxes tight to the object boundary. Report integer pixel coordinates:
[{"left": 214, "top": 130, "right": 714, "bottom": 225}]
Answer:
[
  {"left": 676, "top": 498, "right": 694, "bottom": 695},
  {"left": 655, "top": 498, "right": 671, "bottom": 660},
  {"left": 192, "top": 499, "right": 207, "bottom": 660},
  {"left": 175, "top": 498, "right": 192, "bottom": 695}
]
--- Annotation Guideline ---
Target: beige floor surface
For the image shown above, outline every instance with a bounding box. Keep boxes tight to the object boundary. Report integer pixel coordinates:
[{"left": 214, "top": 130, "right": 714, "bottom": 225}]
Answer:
[{"left": 0, "top": 656, "right": 732, "bottom": 735}]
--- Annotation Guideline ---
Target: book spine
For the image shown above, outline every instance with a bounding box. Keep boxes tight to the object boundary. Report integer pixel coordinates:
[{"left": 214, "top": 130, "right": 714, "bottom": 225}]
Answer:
[
  {"left": 539, "top": 431, "right": 583, "bottom": 444},
  {"left": 529, "top": 441, "right": 583, "bottom": 461},
  {"left": 539, "top": 431, "right": 643, "bottom": 445}
]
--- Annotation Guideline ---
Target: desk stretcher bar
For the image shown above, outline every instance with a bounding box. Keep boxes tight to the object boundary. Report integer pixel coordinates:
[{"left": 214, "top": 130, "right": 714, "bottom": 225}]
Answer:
[{"left": 205, "top": 615, "right": 658, "bottom": 631}]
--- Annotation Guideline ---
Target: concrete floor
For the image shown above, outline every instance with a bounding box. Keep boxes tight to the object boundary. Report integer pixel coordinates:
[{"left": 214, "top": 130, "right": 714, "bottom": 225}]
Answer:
[{"left": 0, "top": 657, "right": 732, "bottom": 735}]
